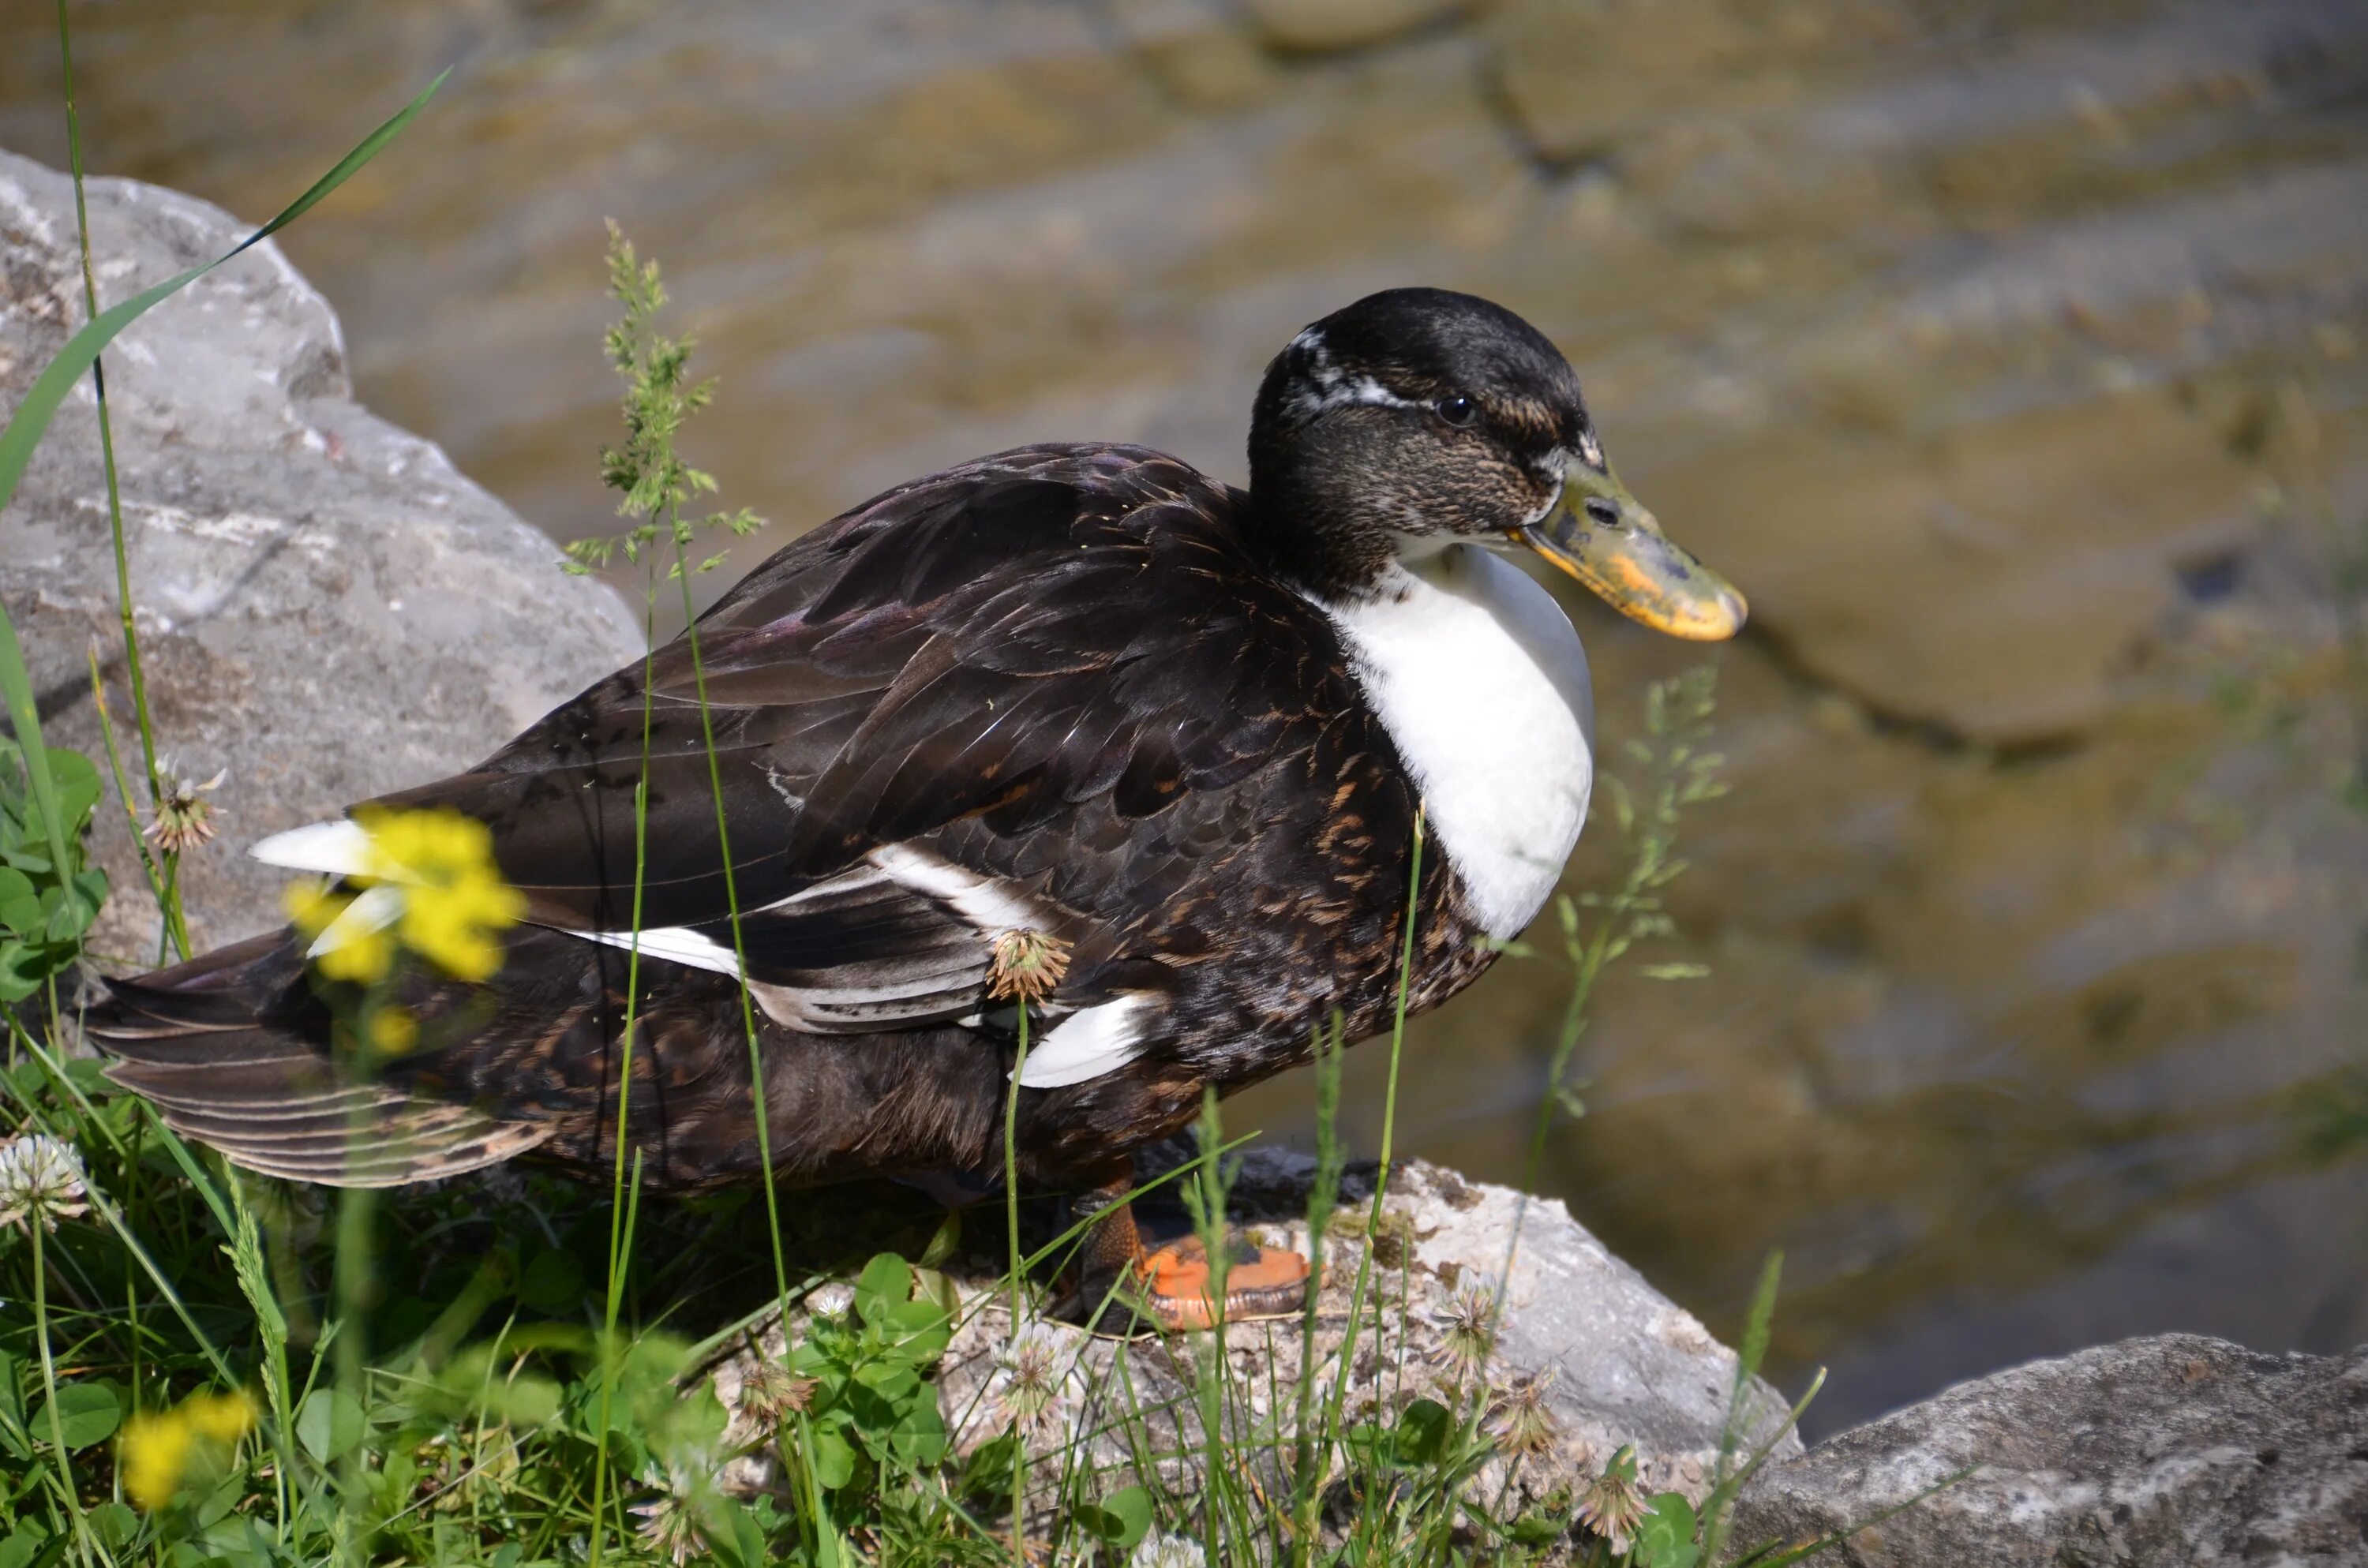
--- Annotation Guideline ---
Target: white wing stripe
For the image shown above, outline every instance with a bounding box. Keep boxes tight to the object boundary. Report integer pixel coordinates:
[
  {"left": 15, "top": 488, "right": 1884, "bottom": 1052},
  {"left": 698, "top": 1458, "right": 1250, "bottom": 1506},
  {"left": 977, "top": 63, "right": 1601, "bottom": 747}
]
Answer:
[
  {"left": 252, "top": 818, "right": 375, "bottom": 878},
  {"left": 1017, "top": 995, "right": 1151, "bottom": 1088}
]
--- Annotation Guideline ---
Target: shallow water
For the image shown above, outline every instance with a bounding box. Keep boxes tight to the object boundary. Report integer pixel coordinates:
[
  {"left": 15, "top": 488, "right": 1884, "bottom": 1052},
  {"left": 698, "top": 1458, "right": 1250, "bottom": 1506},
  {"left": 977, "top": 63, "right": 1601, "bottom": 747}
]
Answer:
[{"left": 4, "top": 0, "right": 2365, "bottom": 1433}]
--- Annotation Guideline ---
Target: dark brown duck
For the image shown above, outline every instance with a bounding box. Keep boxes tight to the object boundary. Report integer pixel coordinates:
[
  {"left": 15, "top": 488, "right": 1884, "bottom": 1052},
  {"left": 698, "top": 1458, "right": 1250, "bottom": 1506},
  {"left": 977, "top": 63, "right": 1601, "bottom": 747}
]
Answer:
[{"left": 87, "top": 288, "right": 1744, "bottom": 1329}]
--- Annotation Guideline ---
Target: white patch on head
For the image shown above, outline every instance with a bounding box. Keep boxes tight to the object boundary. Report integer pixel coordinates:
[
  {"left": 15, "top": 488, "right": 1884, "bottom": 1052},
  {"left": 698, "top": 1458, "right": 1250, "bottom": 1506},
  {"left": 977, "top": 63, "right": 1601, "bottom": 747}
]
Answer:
[
  {"left": 1577, "top": 428, "right": 1605, "bottom": 470},
  {"left": 1522, "top": 451, "right": 1568, "bottom": 526},
  {"left": 1284, "top": 327, "right": 1424, "bottom": 421},
  {"left": 1017, "top": 994, "right": 1154, "bottom": 1088},
  {"left": 1314, "top": 545, "right": 1595, "bottom": 938}
]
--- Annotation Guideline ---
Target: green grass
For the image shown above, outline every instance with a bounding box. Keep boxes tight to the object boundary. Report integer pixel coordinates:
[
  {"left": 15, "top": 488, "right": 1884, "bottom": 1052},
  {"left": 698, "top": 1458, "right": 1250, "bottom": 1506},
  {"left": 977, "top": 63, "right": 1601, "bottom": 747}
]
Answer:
[{"left": 0, "top": 30, "right": 1888, "bottom": 1563}]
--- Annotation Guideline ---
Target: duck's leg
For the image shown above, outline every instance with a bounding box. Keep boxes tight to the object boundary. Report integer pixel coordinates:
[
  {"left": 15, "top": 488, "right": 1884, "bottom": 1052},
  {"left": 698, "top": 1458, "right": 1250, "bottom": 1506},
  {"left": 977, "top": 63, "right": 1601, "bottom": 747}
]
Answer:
[{"left": 1064, "top": 1162, "right": 1312, "bottom": 1333}]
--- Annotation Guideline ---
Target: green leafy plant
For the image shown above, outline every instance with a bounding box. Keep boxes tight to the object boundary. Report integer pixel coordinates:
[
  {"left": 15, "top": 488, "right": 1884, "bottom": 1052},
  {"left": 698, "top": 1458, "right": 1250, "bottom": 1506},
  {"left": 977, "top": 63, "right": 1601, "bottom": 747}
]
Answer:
[
  {"left": 784, "top": 1255, "right": 955, "bottom": 1520},
  {"left": 0, "top": 743, "right": 107, "bottom": 1005}
]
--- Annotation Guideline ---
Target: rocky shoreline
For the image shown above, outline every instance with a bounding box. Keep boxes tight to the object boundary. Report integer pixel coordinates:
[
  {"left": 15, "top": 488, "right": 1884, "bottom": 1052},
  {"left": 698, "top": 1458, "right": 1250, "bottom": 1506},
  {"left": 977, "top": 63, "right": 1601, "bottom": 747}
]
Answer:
[{"left": 6, "top": 149, "right": 2364, "bottom": 1566}]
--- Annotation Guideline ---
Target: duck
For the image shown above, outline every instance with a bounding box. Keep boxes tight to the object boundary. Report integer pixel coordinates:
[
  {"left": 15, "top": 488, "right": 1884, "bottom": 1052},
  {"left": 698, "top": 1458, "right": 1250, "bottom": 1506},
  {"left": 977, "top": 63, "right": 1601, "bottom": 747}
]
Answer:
[{"left": 88, "top": 288, "right": 1744, "bottom": 1330}]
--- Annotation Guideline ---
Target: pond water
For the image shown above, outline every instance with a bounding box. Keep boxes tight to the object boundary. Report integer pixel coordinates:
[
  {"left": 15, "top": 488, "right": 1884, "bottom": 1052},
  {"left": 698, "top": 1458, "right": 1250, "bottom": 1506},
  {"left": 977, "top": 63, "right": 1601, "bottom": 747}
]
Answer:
[{"left": 4, "top": 0, "right": 2365, "bottom": 1434}]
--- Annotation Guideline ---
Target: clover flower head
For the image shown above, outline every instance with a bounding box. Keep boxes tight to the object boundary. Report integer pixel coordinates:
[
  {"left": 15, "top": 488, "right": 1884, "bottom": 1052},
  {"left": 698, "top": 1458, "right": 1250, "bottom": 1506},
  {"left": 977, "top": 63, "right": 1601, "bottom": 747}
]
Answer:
[
  {"left": 1484, "top": 1370, "right": 1562, "bottom": 1461},
  {"left": 1575, "top": 1443, "right": 1649, "bottom": 1552},
  {"left": 1130, "top": 1534, "right": 1208, "bottom": 1568},
  {"left": 121, "top": 1390, "right": 257, "bottom": 1510},
  {"left": 278, "top": 806, "right": 524, "bottom": 984},
  {"left": 995, "top": 1319, "right": 1079, "bottom": 1443},
  {"left": 629, "top": 1465, "right": 710, "bottom": 1566},
  {"left": 0, "top": 1133, "right": 91, "bottom": 1231},
  {"left": 987, "top": 926, "right": 1072, "bottom": 1004},
  {"left": 735, "top": 1358, "right": 818, "bottom": 1429},
  {"left": 144, "top": 754, "right": 227, "bottom": 855},
  {"left": 1426, "top": 1284, "right": 1498, "bottom": 1387}
]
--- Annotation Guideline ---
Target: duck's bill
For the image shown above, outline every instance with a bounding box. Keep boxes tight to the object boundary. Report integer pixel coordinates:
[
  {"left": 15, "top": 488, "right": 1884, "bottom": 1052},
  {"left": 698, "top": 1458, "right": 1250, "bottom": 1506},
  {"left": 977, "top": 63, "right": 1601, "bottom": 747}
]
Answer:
[{"left": 1516, "top": 463, "right": 1747, "bottom": 641}]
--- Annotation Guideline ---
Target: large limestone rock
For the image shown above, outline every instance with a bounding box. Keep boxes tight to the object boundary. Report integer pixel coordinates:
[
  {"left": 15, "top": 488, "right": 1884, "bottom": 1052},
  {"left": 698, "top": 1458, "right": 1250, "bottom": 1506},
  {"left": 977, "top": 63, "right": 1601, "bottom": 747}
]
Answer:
[
  {"left": 0, "top": 148, "right": 642, "bottom": 960},
  {"left": 713, "top": 1152, "right": 1804, "bottom": 1547},
  {"left": 1732, "top": 1334, "right": 2368, "bottom": 1566}
]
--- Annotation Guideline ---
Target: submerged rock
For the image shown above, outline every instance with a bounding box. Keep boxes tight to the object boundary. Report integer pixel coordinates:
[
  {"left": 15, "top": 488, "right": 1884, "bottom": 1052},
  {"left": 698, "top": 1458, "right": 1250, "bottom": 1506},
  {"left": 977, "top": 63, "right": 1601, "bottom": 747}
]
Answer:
[
  {"left": 1241, "top": 0, "right": 1468, "bottom": 54},
  {"left": 0, "top": 148, "right": 642, "bottom": 959},
  {"left": 1732, "top": 1334, "right": 2368, "bottom": 1566}
]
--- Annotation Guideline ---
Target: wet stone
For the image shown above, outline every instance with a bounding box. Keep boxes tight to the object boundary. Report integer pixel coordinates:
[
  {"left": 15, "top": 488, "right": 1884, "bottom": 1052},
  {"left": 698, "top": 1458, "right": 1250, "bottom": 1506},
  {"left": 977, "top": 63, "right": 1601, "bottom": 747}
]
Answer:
[{"left": 1241, "top": 0, "right": 1471, "bottom": 54}]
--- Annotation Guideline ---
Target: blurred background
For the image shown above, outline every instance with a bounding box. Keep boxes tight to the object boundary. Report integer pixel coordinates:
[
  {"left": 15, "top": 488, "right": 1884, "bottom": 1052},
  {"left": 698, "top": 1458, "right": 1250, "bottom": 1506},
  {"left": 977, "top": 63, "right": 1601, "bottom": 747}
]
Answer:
[{"left": 3, "top": 0, "right": 2364, "bottom": 1436}]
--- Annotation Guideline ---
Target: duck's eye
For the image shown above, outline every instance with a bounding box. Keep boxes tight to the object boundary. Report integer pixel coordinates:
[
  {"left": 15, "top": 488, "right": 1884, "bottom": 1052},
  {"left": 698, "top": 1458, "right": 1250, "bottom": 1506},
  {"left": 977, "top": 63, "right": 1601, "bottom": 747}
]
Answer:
[{"left": 1434, "top": 395, "right": 1478, "bottom": 428}]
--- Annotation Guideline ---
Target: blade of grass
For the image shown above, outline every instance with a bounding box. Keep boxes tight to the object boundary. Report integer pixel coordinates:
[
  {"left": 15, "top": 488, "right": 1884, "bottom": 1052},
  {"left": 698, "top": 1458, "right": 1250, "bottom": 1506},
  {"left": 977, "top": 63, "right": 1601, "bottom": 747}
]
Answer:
[
  {"left": 1320, "top": 806, "right": 1424, "bottom": 1470},
  {"left": 1004, "top": 997, "right": 1032, "bottom": 1566},
  {"left": 0, "top": 69, "right": 451, "bottom": 522},
  {"left": 54, "top": 0, "right": 187, "bottom": 963}
]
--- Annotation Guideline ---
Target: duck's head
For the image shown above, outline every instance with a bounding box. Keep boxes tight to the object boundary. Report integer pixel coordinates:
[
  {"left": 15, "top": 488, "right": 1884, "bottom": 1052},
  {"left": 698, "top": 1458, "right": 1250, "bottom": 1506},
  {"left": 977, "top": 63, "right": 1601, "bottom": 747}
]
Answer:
[{"left": 1246, "top": 287, "right": 1745, "bottom": 638}]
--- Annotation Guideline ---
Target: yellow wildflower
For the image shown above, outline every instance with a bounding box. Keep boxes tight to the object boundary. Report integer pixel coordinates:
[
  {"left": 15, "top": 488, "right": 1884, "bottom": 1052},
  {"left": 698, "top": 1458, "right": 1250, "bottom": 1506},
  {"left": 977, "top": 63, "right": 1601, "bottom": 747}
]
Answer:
[
  {"left": 365, "top": 1005, "right": 418, "bottom": 1057},
  {"left": 279, "top": 807, "right": 523, "bottom": 984},
  {"left": 122, "top": 1390, "right": 256, "bottom": 1511},
  {"left": 360, "top": 808, "right": 524, "bottom": 982},
  {"left": 283, "top": 879, "right": 393, "bottom": 985}
]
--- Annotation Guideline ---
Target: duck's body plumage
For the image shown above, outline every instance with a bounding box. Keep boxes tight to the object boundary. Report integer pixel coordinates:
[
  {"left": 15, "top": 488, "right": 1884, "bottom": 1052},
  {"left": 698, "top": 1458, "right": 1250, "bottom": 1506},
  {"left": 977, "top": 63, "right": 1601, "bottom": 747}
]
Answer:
[
  {"left": 91, "top": 289, "right": 1745, "bottom": 1323},
  {"left": 98, "top": 443, "right": 1496, "bottom": 1192}
]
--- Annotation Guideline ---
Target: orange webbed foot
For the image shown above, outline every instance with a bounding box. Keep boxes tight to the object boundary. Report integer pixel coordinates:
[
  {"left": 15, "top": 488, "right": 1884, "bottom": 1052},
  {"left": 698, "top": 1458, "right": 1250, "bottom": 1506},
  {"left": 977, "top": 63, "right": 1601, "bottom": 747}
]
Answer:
[{"left": 1137, "top": 1233, "right": 1311, "bottom": 1332}]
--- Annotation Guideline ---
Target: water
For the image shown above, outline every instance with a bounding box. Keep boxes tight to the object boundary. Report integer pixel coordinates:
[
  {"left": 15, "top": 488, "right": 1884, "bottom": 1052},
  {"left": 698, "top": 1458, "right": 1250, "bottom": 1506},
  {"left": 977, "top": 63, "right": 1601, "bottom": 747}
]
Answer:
[{"left": 4, "top": 0, "right": 2364, "bottom": 1434}]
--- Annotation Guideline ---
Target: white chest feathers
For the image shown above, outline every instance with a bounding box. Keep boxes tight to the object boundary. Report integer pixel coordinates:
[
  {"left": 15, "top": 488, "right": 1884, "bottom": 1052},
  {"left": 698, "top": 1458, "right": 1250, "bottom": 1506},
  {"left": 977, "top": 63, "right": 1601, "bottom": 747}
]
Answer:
[{"left": 1318, "top": 544, "right": 1596, "bottom": 940}]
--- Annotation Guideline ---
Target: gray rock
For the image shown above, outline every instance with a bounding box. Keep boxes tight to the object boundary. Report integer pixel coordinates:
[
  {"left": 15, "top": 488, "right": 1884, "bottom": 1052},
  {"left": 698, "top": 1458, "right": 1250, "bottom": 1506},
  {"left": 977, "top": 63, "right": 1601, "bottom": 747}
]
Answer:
[
  {"left": 0, "top": 148, "right": 641, "bottom": 959},
  {"left": 1731, "top": 1334, "right": 2368, "bottom": 1567},
  {"left": 711, "top": 1153, "right": 1802, "bottom": 1545}
]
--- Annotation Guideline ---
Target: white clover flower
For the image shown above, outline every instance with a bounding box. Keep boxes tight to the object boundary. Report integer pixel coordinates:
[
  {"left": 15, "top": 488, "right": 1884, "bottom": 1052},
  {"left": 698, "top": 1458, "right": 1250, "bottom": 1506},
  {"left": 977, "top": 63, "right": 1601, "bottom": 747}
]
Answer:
[
  {"left": 628, "top": 1465, "right": 710, "bottom": 1566},
  {"left": 994, "top": 1319, "right": 1082, "bottom": 1444},
  {"left": 1426, "top": 1283, "right": 1498, "bottom": 1387},
  {"left": 0, "top": 1134, "right": 92, "bottom": 1232},
  {"left": 1130, "top": 1532, "right": 1208, "bottom": 1568},
  {"left": 144, "top": 754, "right": 227, "bottom": 854}
]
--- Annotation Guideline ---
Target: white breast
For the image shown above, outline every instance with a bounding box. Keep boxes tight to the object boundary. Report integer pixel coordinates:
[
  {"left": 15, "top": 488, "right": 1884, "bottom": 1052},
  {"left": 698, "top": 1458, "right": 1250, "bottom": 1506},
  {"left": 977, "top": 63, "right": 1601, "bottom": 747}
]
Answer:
[{"left": 1317, "top": 544, "right": 1596, "bottom": 939}]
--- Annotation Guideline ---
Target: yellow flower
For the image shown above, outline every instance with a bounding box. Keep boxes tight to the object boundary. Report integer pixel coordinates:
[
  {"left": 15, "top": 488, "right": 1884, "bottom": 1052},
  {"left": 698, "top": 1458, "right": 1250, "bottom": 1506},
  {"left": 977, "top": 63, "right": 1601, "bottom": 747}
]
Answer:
[
  {"left": 185, "top": 1390, "right": 257, "bottom": 1442},
  {"left": 121, "top": 1411, "right": 192, "bottom": 1511},
  {"left": 122, "top": 1390, "right": 256, "bottom": 1511},
  {"left": 283, "top": 879, "right": 394, "bottom": 984},
  {"left": 360, "top": 808, "right": 524, "bottom": 982},
  {"left": 365, "top": 1005, "right": 418, "bottom": 1057},
  {"left": 279, "top": 807, "right": 523, "bottom": 984}
]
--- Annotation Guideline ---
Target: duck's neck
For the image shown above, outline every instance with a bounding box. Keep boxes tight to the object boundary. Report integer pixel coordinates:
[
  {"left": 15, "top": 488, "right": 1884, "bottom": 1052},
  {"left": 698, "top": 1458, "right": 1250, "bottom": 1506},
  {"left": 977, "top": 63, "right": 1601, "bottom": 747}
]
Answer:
[{"left": 1310, "top": 544, "right": 1597, "bottom": 939}]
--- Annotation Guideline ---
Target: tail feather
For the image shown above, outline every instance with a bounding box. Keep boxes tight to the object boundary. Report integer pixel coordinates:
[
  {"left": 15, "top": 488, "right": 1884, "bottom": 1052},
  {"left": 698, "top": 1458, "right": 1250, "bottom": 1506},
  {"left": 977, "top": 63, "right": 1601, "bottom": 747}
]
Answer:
[{"left": 86, "top": 932, "right": 552, "bottom": 1188}]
